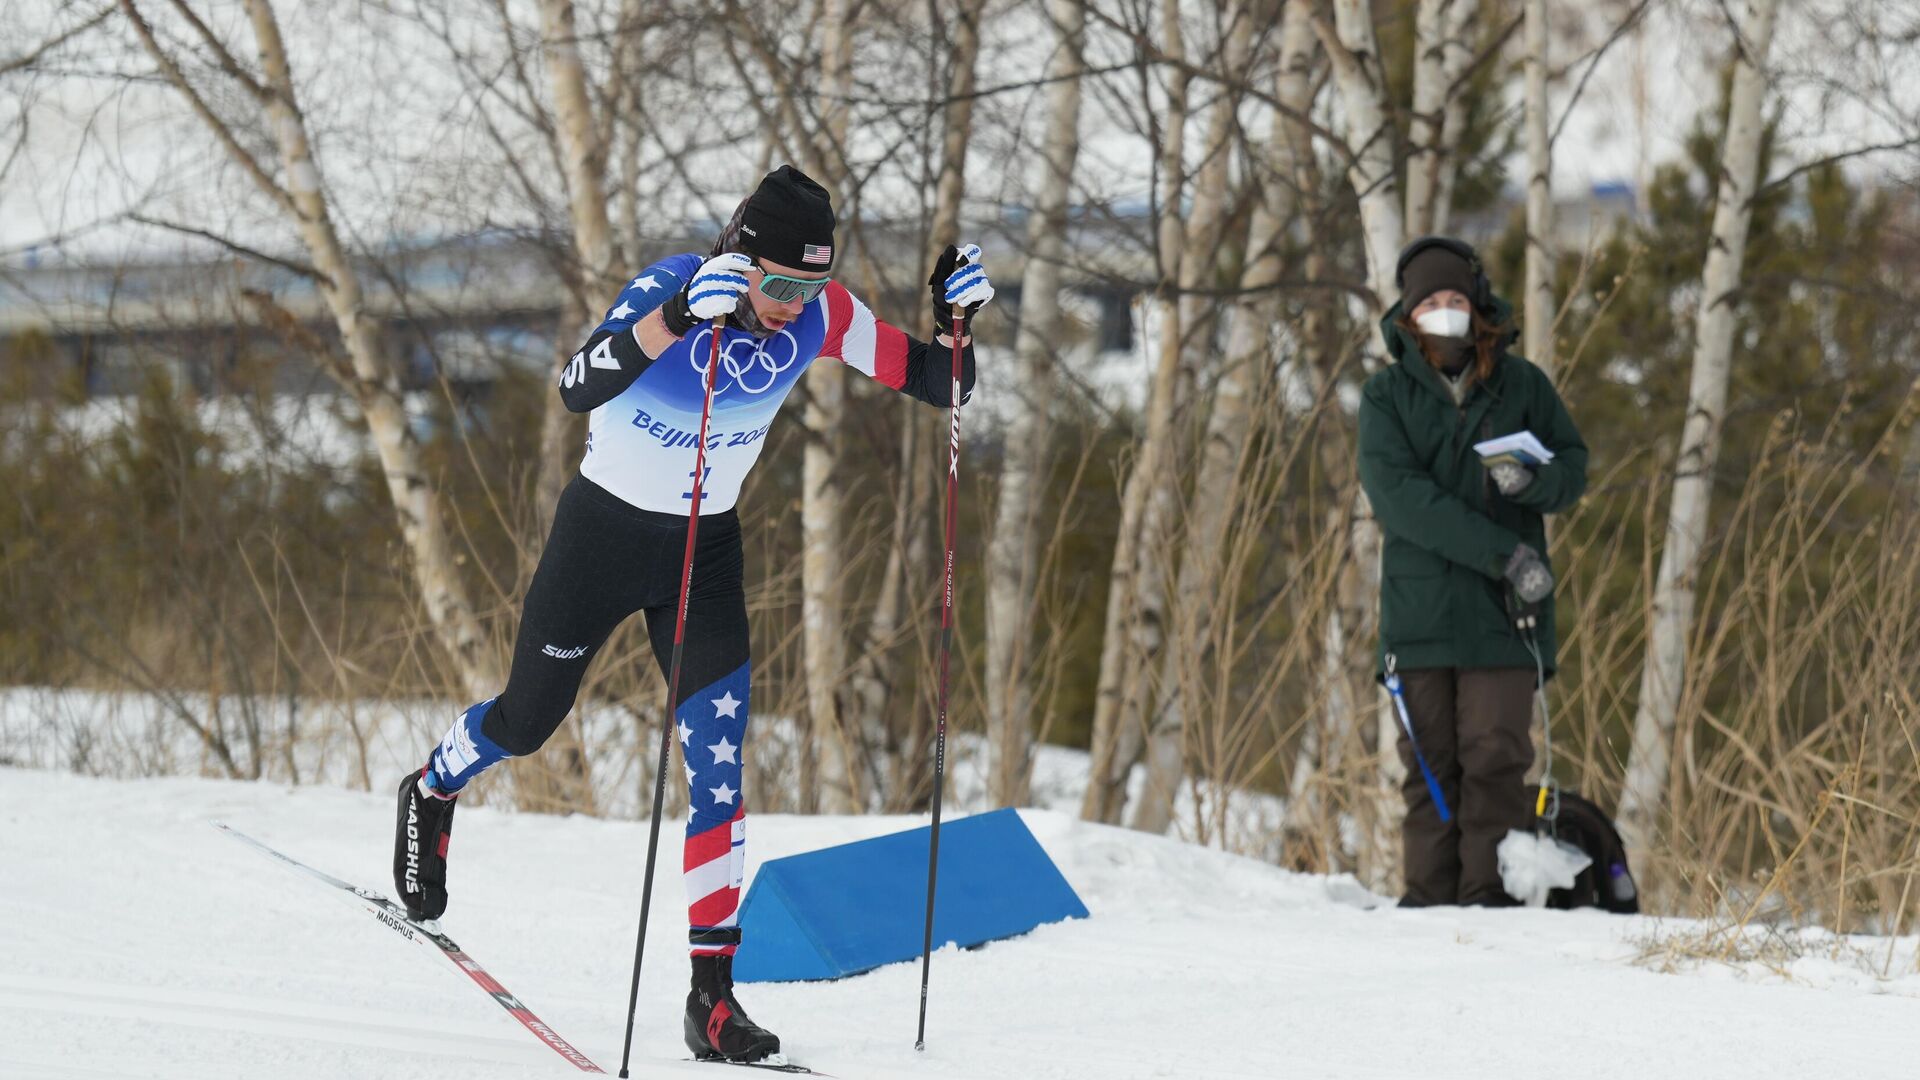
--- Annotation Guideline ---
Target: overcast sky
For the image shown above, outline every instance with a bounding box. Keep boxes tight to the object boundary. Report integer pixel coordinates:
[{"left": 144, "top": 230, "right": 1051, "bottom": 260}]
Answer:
[{"left": 4, "top": 0, "right": 1914, "bottom": 264}]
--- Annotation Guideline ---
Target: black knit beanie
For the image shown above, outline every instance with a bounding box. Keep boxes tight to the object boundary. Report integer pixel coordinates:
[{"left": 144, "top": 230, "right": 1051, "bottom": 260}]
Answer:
[
  {"left": 738, "top": 165, "right": 836, "bottom": 271},
  {"left": 1398, "top": 243, "right": 1477, "bottom": 314}
]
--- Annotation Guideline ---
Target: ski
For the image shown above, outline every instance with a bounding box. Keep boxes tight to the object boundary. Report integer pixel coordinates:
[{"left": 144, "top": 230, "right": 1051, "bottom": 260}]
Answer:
[
  {"left": 691, "top": 1058, "right": 829, "bottom": 1076},
  {"left": 212, "top": 821, "right": 606, "bottom": 1074}
]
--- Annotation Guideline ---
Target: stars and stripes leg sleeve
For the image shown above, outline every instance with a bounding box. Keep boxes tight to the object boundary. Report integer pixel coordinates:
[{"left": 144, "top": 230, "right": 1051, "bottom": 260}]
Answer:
[
  {"left": 641, "top": 513, "right": 751, "bottom": 957},
  {"left": 678, "top": 661, "right": 751, "bottom": 956}
]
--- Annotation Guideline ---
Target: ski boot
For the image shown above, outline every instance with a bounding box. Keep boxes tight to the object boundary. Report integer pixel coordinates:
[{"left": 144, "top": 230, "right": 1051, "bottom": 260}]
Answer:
[
  {"left": 684, "top": 953, "right": 781, "bottom": 1063},
  {"left": 393, "top": 767, "right": 457, "bottom": 922}
]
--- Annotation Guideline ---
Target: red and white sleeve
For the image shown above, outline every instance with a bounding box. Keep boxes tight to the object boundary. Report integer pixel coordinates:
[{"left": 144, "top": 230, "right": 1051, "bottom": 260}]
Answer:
[{"left": 818, "top": 281, "right": 910, "bottom": 391}]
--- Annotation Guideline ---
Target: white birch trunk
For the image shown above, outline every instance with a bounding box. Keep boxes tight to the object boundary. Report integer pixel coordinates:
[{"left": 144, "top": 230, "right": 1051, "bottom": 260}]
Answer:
[
  {"left": 221, "top": 0, "right": 496, "bottom": 700},
  {"left": 1317, "top": 1, "right": 1405, "bottom": 308},
  {"left": 845, "top": 0, "right": 987, "bottom": 809},
  {"left": 1617, "top": 0, "right": 1782, "bottom": 856},
  {"left": 1404, "top": 0, "right": 1476, "bottom": 237},
  {"left": 986, "top": 0, "right": 1082, "bottom": 809},
  {"left": 1082, "top": 0, "right": 1192, "bottom": 825},
  {"left": 801, "top": 0, "right": 863, "bottom": 814},
  {"left": 1316, "top": 0, "right": 1408, "bottom": 886},
  {"left": 1522, "top": 0, "right": 1555, "bottom": 370},
  {"left": 539, "top": 0, "right": 614, "bottom": 329},
  {"left": 1428, "top": 0, "right": 1477, "bottom": 236},
  {"left": 534, "top": 0, "right": 618, "bottom": 534},
  {"left": 1131, "top": 1, "right": 1258, "bottom": 835},
  {"left": 612, "top": 0, "right": 645, "bottom": 272},
  {"left": 1265, "top": 0, "right": 1342, "bottom": 856}
]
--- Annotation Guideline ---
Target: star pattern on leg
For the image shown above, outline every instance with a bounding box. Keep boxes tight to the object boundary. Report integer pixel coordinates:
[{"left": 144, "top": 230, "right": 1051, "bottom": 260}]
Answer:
[
  {"left": 678, "top": 719, "right": 692, "bottom": 746},
  {"left": 684, "top": 761, "right": 696, "bottom": 785},
  {"left": 712, "top": 691, "right": 741, "bottom": 720},
  {"left": 708, "top": 736, "right": 737, "bottom": 765},
  {"left": 709, "top": 781, "right": 737, "bottom": 806}
]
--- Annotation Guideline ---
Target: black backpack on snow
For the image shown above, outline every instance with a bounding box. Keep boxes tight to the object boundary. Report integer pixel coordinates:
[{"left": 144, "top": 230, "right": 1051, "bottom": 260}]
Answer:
[{"left": 1524, "top": 786, "right": 1640, "bottom": 914}]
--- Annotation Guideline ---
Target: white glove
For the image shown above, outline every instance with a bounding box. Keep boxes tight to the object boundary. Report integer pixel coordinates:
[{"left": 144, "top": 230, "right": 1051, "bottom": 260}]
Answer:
[
  {"left": 942, "top": 243, "right": 994, "bottom": 310},
  {"left": 684, "top": 252, "right": 754, "bottom": 321},
  {"left": 932, "top": 243, "right": 993, "bottom": 338},
  {"left": 1490, "top": 461, "right": 1534, "bottom": 496}
]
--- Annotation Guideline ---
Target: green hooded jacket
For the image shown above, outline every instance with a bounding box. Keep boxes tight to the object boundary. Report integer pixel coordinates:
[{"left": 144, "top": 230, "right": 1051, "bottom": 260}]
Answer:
[{"left": 1356, "top": 297, "right": 1588, "bottom": 679}]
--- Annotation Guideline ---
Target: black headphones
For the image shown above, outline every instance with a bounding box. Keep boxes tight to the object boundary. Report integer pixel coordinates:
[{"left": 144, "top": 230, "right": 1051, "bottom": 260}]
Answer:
[{"left": 1394, "top": 236, "right": 1492, "bottom": 313}]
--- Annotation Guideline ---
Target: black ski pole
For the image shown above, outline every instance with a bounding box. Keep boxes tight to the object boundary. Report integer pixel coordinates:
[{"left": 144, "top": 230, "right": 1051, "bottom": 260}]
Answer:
[
  {"left": 618, "top": 319, "right": 724, "bottom": 1078},
  {"left": 915, "top": 305, "right": 965, "bottom": 1052}
]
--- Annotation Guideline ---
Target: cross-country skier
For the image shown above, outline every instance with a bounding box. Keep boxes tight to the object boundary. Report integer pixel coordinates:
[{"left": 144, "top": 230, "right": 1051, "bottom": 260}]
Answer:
[{"left": 392, "top": 164, "right": 992, "bottom": 1063}]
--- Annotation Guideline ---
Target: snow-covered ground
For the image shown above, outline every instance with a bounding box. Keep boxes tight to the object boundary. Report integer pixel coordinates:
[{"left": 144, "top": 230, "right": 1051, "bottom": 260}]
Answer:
[{"left": 5, "top": 766, "right": 1918, "bottom": 1080}]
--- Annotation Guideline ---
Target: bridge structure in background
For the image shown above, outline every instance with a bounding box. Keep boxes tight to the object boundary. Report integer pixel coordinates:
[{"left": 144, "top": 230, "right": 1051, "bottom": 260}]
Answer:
[
  {"left": 0, "top": 183, "right": 1648, "bottom": 406},
  {"left": 1, "top": 231, "right": 581, "bottom": 401},
  {"left": 0, "top": 216, "right": 1149, "bottom": 405}
]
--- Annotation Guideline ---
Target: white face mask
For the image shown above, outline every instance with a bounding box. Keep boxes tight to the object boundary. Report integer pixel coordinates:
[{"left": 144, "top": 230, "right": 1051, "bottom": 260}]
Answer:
[{"left": 1414, "top": 307, "right": 1471, "bottom": 339}]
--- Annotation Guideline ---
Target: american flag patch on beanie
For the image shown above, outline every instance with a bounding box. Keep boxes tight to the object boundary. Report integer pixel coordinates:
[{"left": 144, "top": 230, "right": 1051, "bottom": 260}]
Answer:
[{"left": 801, "top": 243, "right": 832, "bottom": 265}]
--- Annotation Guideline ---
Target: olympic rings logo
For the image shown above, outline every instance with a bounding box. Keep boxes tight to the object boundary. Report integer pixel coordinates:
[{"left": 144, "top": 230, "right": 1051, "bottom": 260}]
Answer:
[{"left": 687, "top": 328, "right": 802, "bottom": 395}]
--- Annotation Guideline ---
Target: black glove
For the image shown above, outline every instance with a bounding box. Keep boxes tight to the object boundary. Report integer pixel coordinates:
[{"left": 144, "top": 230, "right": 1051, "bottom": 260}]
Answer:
[
  {"left": 929, "top": 242, "right": 993, "bottom": 337},
  {"left": 1504, "top": 543, "right": 1554, "bottom": 631}
]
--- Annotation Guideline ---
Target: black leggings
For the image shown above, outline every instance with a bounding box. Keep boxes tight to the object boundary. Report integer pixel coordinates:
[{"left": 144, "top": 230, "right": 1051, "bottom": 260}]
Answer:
[{"left": 481, "top": 474, "right": 749, "bottom": 756}]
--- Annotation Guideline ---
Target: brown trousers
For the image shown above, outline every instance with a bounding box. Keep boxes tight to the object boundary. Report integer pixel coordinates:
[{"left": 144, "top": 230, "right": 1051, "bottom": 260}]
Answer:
[{"left": 1393, "top": 667, "right": 1536, "bottom": 906}]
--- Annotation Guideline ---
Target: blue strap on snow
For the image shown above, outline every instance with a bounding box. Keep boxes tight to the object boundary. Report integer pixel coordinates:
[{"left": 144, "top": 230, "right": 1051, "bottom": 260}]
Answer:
[{"left": 1385, "top": 666, "right": 1452, "bottom": 823}]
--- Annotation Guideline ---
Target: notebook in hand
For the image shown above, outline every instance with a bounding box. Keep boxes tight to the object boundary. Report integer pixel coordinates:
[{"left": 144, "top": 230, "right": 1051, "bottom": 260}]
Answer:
[{"left": 1473, "top": 431, "right": 1555, "bottom": 467}]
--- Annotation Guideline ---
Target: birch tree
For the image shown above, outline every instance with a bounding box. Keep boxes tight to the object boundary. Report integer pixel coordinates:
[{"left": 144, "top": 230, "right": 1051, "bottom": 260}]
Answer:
[
  {"left": 985, "top": 0, "right": 1084, "bottom": 808},
  {"left": 1131, "top": 1, "right": 1262, "bottom": 834},
  {"left": 1404, "top": 0, "right": 1478, "bottom": 238},
  {"left": 1311, "top": 0, "right": 1408, "bottom": 881},
  {"left": 1269, "top": 0, "right": 1344, "bottom": 859},
  {"left": 119, "top": 0, "right": 497, "bottom": 699},
  {"left": 1081, "top": 1, "right": 1194, "bottom": 825},
  {"left": 534, "top": 0, "right": 621, "bottom": 529},
  {"left": 715, "top": 0, "right": 962, "bottom": 812},
  {"left": 1617, "top": 0, "right": 1783, "bottom": 855},
  {"left": 1306, "top": 0, "right": 1497, "bottom": 876},
  {"left": 798, "top": 0, "right": 864, "bottom": 814},
  {"left": 1314, "top": 1, "right": 1404, "bottom": 309},
  {"left": 846, "top": 0, "right": 989, "bottom": 810},
  {"left": 1521, "top": 0, "right": 1554, "bottom": 370}
]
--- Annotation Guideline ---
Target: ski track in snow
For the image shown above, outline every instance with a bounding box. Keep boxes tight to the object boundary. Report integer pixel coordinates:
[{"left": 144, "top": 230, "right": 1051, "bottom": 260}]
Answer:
[{"left": 3, "top": 767, "right": 1917, "bottom": 1080}]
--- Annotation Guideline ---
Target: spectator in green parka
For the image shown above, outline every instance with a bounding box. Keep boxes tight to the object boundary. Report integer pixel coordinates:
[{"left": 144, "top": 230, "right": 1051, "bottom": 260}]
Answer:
[{"left": 1357, "top": 237, "right": 1588, "bottom": 907}]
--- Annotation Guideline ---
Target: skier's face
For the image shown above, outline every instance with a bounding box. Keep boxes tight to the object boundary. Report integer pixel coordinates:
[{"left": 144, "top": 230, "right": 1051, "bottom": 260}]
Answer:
[{"left": 744, "top": 257, "right": 828, "bottom": 331}]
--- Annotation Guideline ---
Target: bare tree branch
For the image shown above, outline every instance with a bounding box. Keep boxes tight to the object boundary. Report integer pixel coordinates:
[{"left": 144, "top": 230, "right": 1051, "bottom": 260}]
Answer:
[
  {"left": 0, "top": 3, "right": 114, "bottom": 76},
  {"left": 1549, "top": 0, "right": 1657, "bottom": 151},
  {"left": 1755, "top": 135, "right": 1920, "bottom": 199},
  {"left": 164, "top": 0, "right": 271, "bottom": 102},
  {"left": 128, "top": 213, "right": 329, "bottom": 284},
  {"left": 117, "top": 0, "right": 298, "bottom": 216}
]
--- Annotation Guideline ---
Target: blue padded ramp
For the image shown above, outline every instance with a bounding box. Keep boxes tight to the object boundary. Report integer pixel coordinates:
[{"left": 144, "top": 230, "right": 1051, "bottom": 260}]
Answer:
[{"left": 733, "top": 808, "right": 1088, "bottom": 983}]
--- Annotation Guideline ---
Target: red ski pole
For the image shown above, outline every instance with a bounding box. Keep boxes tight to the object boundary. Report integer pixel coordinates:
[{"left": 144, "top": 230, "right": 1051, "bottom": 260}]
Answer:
[
  {"left": 618, "top": 319, "right": 724, "bottom": 1078},
  {"left": 915, "top": 305, "right": 965, "bottom": 1051}
]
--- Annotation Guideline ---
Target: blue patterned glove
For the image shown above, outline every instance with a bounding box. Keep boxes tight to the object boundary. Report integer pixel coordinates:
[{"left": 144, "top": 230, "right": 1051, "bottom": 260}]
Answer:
[
  {"left": 929, "top": 243, "right": 992, "bottom": 336},
  {"left": 661, "top": 252, "right": 753, "bottom": 336}
]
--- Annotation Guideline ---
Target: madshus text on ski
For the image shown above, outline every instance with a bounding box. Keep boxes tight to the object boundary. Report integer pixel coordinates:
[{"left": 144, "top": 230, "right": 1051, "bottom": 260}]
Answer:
[{"left": 393, "top": 164, "right": 991, "bottom": 1070}]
